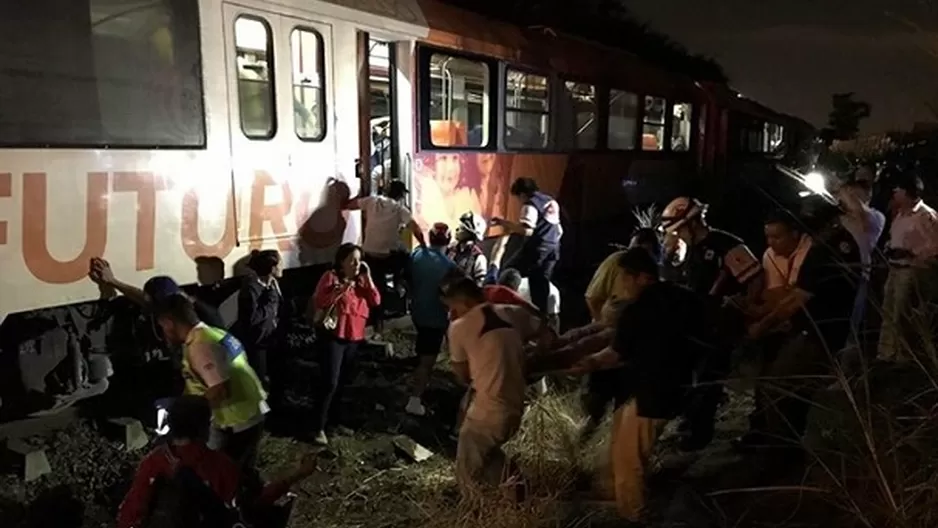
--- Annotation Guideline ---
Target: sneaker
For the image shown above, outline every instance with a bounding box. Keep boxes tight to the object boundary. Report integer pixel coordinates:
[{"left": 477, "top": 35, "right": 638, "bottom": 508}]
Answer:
[
  {"left": 405, "top": 396, "right": 427, "bottom": 416},
  {"left": 313, "top": 430, "right": 329, "bottom": 446}
]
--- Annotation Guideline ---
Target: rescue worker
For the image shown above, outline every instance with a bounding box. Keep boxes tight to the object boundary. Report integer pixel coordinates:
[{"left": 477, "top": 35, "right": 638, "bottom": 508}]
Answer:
[
  {"left": 491, "top": 177, "right": 563, "bottom": 314},
  {"left": 442, "top": 275, "right": 550, "bottom": 500},
  {"left": 406, "top": 223, "right": 457, "bottom": 417},
  {"left": 152, "top": 294, "right": 269, "bottom": 482},
  {"left": 580, "top": 228, "right": 662, "bottom": 442},
  {"left": 658, "top": 196, "right": 762, "bottom": 451},
  {"left": 448, "top": 211, "right": 489, "bottom": 286},
  {"left": 741, "top": 196, "right": 862, "bottom": 453},
  {"left": 345, "top": 180, "right": 426, "bottom": 338},
  {"left": 550, "top": 248, "right": 718, "bottom": 522}
]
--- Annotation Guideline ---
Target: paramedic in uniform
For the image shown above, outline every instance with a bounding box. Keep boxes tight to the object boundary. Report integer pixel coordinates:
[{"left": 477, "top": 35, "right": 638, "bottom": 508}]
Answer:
[
  {"left": 491, "top": 177, "right": 563, "bottom": 314},
  {"left": 346, "top": 180, "right": 427, "bottom": 336},
  {"left": 152, "top": 294, "right": 269, "bottom": 481},
  {"left": 659, "top": 197, "right": 762, "bottom": 451}
]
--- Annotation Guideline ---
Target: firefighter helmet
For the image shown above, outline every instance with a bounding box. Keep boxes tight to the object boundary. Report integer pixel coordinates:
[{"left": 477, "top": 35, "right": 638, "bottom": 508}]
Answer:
[
  {"left": 457, "top": 211, "right": 487, "bottom": 241},
  {"left": 659, "top": 197, "right": 707, "bottom": 233}
]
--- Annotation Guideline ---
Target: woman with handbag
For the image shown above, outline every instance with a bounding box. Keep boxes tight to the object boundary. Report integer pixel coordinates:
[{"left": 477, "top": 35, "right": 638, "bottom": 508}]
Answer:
[{"left": 308, "top": 243, "right": 381, "bottom": 445}]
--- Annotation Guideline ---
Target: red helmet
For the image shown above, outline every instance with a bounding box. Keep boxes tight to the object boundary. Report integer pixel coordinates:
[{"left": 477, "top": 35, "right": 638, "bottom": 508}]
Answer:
[
  {"left": 429, "top": 222, "right": 452, "bottom": 246},
  {"left": 659, "top": 197, "right": 707, "bottom": 233}
]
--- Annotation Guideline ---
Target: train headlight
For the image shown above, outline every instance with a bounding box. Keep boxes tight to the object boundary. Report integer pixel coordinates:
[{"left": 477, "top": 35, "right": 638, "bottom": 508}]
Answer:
[{"left": 803, "top": 171, "right": 827, "bottom": 195}]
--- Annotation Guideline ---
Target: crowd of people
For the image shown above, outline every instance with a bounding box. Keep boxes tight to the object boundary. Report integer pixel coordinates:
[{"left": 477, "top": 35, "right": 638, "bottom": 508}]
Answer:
[{"left": 82, "top": 166, "right": 938, "bottom": 526}]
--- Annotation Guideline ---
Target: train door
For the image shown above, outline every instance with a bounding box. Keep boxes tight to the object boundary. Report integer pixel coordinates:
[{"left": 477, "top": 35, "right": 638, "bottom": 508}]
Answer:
[{"left": 222, "top": 4, "right": 338, "bottom": 263}]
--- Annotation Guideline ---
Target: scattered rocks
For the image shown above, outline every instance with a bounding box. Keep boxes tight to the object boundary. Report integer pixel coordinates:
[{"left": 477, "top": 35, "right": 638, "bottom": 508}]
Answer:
[{"left": 392, "top": 435, "right": 434, "bottom": 463}]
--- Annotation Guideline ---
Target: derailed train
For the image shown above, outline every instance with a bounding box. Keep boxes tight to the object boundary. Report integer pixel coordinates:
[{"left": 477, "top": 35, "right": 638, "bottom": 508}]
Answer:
[{"left": 0, "top": 0, "right": 813, "bottom": 419}]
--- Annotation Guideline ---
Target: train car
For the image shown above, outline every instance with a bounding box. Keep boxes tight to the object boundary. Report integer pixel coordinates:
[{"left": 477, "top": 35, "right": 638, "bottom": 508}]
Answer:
[{"left": 0, "top": 0, "right": 805, "bottom": 417}]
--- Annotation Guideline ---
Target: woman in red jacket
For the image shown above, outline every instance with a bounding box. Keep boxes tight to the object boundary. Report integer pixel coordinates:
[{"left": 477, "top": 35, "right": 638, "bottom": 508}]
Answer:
[{"left": 310, "top": 243, "right": 380, "bottom": 445}]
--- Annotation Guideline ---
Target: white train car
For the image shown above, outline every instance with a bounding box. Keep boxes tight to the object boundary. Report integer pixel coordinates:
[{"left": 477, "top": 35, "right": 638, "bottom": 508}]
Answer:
[{"left": 0, "top": 0, "right": 426, "bottom": 320}]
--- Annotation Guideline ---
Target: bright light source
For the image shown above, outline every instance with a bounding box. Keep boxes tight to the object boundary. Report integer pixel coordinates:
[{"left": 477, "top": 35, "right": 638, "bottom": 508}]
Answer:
[
  {"left": 803, "top": 171, "right": 827, "bottom": 195},
  {"left": 798, "top": 191, "right": 812, "bottom": 198},
  {"left": 156, "top": 408, "right": 170, "bottom": 436}
]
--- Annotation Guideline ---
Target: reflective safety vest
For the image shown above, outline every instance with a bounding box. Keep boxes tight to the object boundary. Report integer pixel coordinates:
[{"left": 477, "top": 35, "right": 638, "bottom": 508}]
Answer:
[{"left": 182, "top": 324, "right": 267, "bottom": 430}]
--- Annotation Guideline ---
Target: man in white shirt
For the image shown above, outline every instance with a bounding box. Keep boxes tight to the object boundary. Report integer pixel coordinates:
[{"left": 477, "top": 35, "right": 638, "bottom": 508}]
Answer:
[
  {"left": 346, "top": 180, "right": 426, "bottom": 334},
  {"left": 878, "top": 174, "right": 938, "bottom": 362},
  {"left": 441, "top": 275, "right": 547, "bottom": 499}
]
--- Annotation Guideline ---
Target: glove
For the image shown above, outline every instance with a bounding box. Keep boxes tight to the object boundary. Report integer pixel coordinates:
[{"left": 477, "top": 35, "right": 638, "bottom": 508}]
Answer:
[{"left": 484, "top": 264, "right": 500, "bottom": 285}]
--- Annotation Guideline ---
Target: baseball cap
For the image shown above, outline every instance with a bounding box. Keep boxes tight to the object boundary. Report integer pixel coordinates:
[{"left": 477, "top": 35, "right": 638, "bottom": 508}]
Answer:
[{"left": 143, "top": 276, "right": 182, "bottom": 302}]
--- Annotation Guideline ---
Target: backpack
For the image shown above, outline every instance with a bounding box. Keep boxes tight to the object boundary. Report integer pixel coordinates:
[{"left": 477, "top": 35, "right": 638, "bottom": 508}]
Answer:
[{"left": 142, "top": 445, "right": 249, "bottom": 528}]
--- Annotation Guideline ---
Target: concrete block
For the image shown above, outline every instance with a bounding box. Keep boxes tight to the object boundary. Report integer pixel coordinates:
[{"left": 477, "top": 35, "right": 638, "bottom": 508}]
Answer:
[
  {"left": 103, "top": 418, "right": 149, "bottom": 451},
  {"left": 392, "top": 435, "right": 433, "bottom": 463},
  {"left": 6, "top": 439, "right": 51, "bottom": 483}
]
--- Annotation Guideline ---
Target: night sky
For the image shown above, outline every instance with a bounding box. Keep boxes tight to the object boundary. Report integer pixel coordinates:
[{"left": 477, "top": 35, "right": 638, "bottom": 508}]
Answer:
[{"left": 626, "top": 0, "right": 938, "bottom": 133}]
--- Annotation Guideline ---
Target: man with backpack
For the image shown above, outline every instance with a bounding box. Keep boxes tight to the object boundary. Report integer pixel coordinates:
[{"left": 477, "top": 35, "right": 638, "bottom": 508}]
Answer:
[{"left": 118, "top": 395, "right": 320, "bottom": 528}]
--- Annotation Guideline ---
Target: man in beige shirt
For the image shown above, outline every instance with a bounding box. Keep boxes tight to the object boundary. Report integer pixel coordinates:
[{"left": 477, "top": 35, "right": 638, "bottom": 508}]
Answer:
[{"left": 442, "top": 275, "right": 546, "bottom": 499}]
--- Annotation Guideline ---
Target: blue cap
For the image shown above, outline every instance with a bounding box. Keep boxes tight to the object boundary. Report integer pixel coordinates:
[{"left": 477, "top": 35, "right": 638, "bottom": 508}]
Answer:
[{"left": 143, "top": 276, "right": 181, "bottom": 301}]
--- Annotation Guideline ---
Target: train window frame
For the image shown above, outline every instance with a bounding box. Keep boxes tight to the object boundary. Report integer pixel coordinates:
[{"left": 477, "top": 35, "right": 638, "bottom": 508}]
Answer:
[
  {"left": 0, "top": 0, "right": 207, "bottom": 150},
  {"left": 417, "top": 45, "right": 498, "bottom": 152},
  {"left": 289, "top": 25, "right": 327, "bottom": 142},
  {"left": 606, "top": 88, "right": 640, "bottom": 151},
  {"left": 501, "top": 66, "right": 551, "bottom": 151},
  {"left": 641, "top": 95, "right": 667, "bottom": 152},
  {"left": 557, "top": 78, "right": 600, "bottom": 151},
  {"left": 234, "top": 15, "right": 277, "bottom": 141}
]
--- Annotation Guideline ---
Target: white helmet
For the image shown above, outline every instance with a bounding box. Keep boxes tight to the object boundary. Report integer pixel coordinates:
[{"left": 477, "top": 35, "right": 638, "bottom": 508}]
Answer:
[{"left": 457, "top": 211, "right": 487, "bottom": 241}]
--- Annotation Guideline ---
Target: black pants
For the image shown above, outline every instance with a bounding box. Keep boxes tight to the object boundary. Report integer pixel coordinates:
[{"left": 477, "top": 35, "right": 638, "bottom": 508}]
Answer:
[
  {"left": 414, "top": 325, "right": 447, "bottom": 357},
  {"left": 583, "top": 369, "right": 621, "bottom": 425},
  {"left": 314, "top": 338, "right": 360, "bottom": 432},
  {"left": 364, "top": 252, "right": 408, "bottom": 330},
  {"left": 209, "top": 418, "right": 265, "bottom": 494},
  {"left": 507, "top": 245, "right": 559, "bottom": 314},
  {"left": 681, "top": 347, "right": 732, "bottom": 442},
  {"left": 246, "top": 347, "right": 269, "bottom": 390}
]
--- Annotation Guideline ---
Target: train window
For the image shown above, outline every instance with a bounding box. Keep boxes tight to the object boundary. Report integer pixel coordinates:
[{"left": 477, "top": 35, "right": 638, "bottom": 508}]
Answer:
[
  {"left": 670, "top": 103, "right": 693, "bottom": 152},
  {"left": 642, "top": 96, "right": 666, "bottom": 151},
  {"left": 291, "top": 27, "right": 326, "bottom": 141},
  {"left": 765, "top": 122, "right": 784, "bottom": 152},
  {"left": 607, "top": 89, "right": 639, "bottom": 150},
  {"left": 503, "top": 69, "right": 549, "bottom": 149},
  {"left": 428, "top": 53, "right": 490, "bottom": 148},
  {"left": 0, "top": 0, "right": 204, "bottom": 148},
  {"left": 235, "top": 17, "right": 276, "bottom": 139},
  {"left": 558, "top": 81, "right": 598, "bottom": 150}
]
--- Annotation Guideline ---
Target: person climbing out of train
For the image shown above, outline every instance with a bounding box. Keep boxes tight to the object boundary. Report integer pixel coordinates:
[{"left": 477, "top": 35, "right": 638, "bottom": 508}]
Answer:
[
  {"left": 658, "top": 196, "right": 762, "bottom": 452},
  {"left": 405, "top": 223, "right": 457, "bottom": 417},
  {"left": 88, "top": 258, "right": 227, "bottom": 330},
  {"left": 543, "top": 248, "right": 719, "bottom": 523},
  {"left": 118, "top": 395, "right": 322, "bottom": 528},
  {"left": 441, "top": 274, "right": 551, "bottom": 501},
  {"left": 447, "top": 211, "right": 489, "bottom": 286},
  {"left": 151, "top": 294, "right": 269, "bottom": 486},
  {"left": 308, "top": 243, "right": 381, "bottom": 445},
  {"left": 579, "top": 227, "right": 663, "bottom": 443},
  {"left": 490, "top": 177, "right": 563, "bottom": 315},
  {"left": 230, "top": 250, "right": 283, "bottom": 398},
  {"left": 344, "top": 180, "right": 426, "bottom": 340}
]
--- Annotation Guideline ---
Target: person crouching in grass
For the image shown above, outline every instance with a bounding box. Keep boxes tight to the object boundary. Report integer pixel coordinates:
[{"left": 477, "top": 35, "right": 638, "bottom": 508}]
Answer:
[{"left": 441, "top": 275, "right": 551, "bottom": 501}]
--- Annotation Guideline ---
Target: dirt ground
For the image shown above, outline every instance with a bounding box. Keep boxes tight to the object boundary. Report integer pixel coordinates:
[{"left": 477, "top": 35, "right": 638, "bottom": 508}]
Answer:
[{"left": 0, "top": 322, "right": 836, "bottom": 528}]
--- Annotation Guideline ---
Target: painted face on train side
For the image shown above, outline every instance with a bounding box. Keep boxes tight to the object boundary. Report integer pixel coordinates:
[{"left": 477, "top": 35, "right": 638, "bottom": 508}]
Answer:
[{"left": 435, "top": 154, "right": 461, "bottom": 195}]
